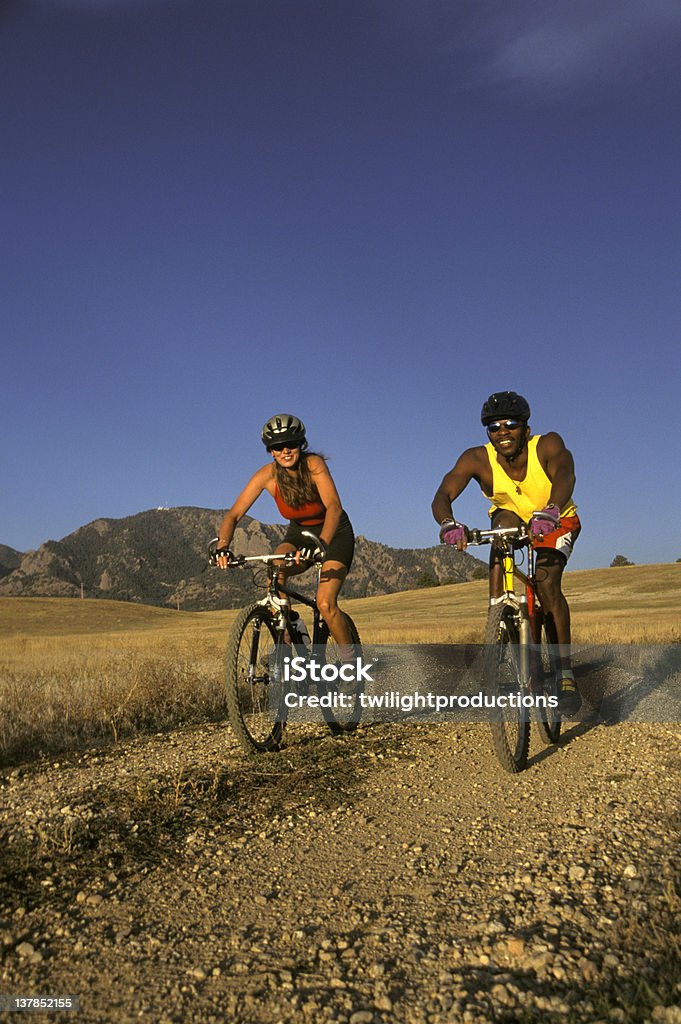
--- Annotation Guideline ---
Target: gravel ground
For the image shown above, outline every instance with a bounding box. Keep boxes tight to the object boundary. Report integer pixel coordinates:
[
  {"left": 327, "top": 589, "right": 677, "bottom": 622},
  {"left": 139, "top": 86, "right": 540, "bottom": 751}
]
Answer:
[{"left": 1, "top": 713, "right": 680, "bottom": 1024}]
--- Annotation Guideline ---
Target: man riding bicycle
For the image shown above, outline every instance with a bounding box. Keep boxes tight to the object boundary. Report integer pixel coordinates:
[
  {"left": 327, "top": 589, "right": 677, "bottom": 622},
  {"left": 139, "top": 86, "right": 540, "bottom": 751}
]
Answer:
[{"left": 431, "top": 391, "right": 582, "bottom": 717}]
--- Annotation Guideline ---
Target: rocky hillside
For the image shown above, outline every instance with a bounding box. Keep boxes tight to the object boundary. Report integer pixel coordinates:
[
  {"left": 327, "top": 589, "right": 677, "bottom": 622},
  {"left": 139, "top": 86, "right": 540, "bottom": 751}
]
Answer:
[
  {"left": 0, "top": 545, "right": 23, "bottom": 580},
  {"left": 0, "top": 508, "right": 484, "bottom": 610}
]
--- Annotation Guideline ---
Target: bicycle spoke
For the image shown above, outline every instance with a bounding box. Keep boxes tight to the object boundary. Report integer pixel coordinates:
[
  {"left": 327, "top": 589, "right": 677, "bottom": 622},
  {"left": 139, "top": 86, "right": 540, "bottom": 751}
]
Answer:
[
  {"left": 316, "top": 615, "right": 364, "bottom": 734},
  {"left": 225, "top": 605, "right": 285, "bottom": 753},
  {"left": 534, "top": 625, "right": 562, "bottom": 745},
  {"left": 484, "top": 603, "right": 530, "bottom": 773}
]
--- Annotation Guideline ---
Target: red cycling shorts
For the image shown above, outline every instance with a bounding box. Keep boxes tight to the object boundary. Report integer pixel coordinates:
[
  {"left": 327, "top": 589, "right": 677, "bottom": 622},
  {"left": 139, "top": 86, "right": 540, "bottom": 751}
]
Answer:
[{"left": 531, "top": 513, "right": 581, "bottom": 563}]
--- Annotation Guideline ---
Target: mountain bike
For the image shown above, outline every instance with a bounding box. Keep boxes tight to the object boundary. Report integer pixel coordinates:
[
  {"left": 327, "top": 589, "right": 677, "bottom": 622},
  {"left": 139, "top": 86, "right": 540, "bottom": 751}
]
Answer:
[
  {"left": 209, "top": 537, "right": 362, "bottom": 755},
  {"left": 466, "top": 524, "right": 562, "bottom": 773}
]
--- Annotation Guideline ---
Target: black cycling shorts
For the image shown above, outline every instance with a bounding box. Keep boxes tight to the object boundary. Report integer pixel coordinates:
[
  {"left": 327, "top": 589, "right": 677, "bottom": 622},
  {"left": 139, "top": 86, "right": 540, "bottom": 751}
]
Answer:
[{"left": 283, "top": 510, "right": 355, "bottom": 570}]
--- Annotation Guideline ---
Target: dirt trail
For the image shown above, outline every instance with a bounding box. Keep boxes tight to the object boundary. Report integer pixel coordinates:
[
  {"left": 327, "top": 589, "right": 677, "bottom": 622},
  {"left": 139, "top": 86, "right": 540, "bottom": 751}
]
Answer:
[{"left": 1, "top": 715, "right": 680, "bottom": 1023}]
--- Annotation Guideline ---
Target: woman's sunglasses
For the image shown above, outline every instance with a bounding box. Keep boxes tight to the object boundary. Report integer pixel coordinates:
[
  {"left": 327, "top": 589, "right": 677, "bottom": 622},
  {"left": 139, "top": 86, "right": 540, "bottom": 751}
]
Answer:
[
  {"left": 486, "top": 419, "right": 524, "bottom": 434},
  {"left": 269, "top": 442, "right": 300, "bottom": 452}
]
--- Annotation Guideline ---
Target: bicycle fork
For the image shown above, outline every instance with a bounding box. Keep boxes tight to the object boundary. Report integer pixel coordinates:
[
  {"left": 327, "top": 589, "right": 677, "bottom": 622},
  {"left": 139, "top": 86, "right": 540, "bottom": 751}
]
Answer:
[
  {"left": 494, "top": 550, "right": 532, "bottom": 689},
  {"left": 517, "top": 600, "right": 531, "bottom": 689}
]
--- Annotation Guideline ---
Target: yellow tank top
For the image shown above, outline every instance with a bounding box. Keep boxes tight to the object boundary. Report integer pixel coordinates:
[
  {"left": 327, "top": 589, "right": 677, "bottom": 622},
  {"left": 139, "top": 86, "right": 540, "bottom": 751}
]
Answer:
[{"left": 483, "top": 435, "right": 577, "bottom": 522}]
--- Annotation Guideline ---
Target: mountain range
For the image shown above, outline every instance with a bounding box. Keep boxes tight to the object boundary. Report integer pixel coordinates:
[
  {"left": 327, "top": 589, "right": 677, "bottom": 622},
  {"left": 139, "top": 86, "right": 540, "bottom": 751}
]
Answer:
[{"left": 0, "top": 507, "right": 485, "bottom": 611}]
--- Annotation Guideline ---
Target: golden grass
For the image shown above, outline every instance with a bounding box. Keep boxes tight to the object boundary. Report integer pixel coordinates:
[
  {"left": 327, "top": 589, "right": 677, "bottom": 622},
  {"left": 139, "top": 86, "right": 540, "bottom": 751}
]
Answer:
[
  {"left": 1, "top": 562, "right": 679, "bottom": 763},
  {"left": 0, "top": 599, "right": 236, "bottom": 763},
  {"left": 343, "top": 562, "right": 681, "bottom": 644}
]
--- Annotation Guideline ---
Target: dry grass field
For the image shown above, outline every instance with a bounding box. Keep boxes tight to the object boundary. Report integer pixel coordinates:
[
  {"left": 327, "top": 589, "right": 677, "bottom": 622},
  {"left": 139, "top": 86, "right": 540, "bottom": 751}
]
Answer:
[
  {"left": 346, "top": 561, "right": 681, "bottom": 643},
  {"left": 1, "top": 562, "right": 679, "bottom": 763}
]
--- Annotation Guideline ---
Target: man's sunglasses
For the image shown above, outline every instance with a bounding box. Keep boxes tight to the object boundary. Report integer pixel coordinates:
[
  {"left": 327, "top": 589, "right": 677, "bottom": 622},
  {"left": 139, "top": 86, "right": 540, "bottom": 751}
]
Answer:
[
  {"left": 269, "top": 442, "right": 300, "bottom": 452},
  {"left": 486, "top": 419, "right": 524, "bottom": 434}
]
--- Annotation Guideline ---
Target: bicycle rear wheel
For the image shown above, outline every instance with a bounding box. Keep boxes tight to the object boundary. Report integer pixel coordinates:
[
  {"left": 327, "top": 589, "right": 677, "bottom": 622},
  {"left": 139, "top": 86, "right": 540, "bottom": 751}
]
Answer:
[
  {"left": 225, "top": 604, "right": 285, "bottom": 754},
  {"left": 317, "top": 614, "right": 363, "bottom": 735},
  {"left": 534, "top": 619, "right": 562, "bottom": 745},
  {"left": 484, "top": 603, "right": 530, "bottom": 773}
]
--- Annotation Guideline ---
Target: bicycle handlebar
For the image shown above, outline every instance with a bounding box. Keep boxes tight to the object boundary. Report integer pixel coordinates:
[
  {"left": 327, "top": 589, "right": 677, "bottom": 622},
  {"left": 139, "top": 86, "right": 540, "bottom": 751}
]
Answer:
[
  {"left": 222, "top": 552, "right": 299, "bottom": 567},
  {"left": 466, "top": 525, "right": 529, "bottom": 546},
  {"left": 207, "top": 531, "right": 325, "bottom": 568}
]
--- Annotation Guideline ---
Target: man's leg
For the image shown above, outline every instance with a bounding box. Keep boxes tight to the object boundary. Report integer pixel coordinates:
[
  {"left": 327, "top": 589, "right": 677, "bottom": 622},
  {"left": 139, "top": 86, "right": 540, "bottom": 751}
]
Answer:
[
  {"left": 534, "top": 550, "right": 580, "bottom": 716},
  {"left": 488, "top": 510, "right": 523, "bottom": 600}
]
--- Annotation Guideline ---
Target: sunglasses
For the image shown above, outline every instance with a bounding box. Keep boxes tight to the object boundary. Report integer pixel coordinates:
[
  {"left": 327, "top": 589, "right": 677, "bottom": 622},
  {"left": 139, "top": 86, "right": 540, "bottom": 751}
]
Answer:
[
  {"left": 269, "top": 442, "right": 299, "bottom": 452},
  {"left": 486, "top": 419, "right": 524, "bottom": 434}
]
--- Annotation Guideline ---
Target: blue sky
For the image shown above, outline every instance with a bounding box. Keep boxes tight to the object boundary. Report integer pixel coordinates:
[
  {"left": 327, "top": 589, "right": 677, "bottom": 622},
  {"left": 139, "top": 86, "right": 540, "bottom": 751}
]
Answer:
[{"left": 3, "top": 0, "right": 680, "bottom": 570}]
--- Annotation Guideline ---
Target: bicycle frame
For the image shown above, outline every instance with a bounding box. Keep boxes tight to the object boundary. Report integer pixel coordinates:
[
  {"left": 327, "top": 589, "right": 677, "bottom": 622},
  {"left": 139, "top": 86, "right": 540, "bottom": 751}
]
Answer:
[
  {"left": 217, "top": 550, "right": 325, "bottom": 644},
  {"left": 469, "top": 525, "right": 542, "bottom": 689},
  {"left": 262, "top": 563, "right": 326, "bottom": 644},
  {"left": 217, "top": 541, "right": 363, "bottom": 751},
  {"left": 462, "top": 523, "right": 562, "bottom": 770}
]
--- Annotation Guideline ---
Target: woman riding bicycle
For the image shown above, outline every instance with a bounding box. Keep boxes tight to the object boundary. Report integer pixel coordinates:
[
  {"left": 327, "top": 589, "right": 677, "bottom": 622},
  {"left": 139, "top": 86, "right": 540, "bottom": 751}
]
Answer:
[{"left": 215, "top": 414, "right": 355, "bottom": 651}]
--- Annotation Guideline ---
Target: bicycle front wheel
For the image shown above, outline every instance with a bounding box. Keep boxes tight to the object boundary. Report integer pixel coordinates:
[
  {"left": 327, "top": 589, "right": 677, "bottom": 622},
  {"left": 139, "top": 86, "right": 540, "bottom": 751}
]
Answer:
[
  {"left": 533, "top": 619, "right": 562, "bottom": 746},
  {"left": 225, "top": 604, "right": 285, "bottom": 754},
  {"left": 317, "top": 614, "right": 363, "bottom": 735},
  {"left": 484, "top": 603, "right": 530, "bottom": 773}
]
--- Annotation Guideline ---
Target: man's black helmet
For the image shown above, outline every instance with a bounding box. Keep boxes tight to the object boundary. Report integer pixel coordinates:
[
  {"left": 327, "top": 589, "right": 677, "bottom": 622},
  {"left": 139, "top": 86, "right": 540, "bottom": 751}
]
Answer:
[
  {"left": 261, "top": 413, "right": 307, "bottom": 450},
  {"left": 480, "top": 392, "right": 531, "bottom": 426}
]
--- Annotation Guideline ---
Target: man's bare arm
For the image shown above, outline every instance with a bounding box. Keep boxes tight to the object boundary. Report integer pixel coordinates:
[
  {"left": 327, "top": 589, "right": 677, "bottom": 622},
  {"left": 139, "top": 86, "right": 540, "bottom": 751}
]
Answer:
[
  {"left": 538, "top": 433, "right": 576, "bottom": 511},
  {"left": 431, "top": 447, "right": 484, "bottom": 524}
]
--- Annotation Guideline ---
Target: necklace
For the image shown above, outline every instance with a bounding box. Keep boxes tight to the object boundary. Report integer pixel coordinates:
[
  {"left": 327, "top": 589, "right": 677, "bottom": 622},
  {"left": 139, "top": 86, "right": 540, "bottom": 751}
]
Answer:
[{"left": 496, "top": 444, "right": 526, "bottom": 496}]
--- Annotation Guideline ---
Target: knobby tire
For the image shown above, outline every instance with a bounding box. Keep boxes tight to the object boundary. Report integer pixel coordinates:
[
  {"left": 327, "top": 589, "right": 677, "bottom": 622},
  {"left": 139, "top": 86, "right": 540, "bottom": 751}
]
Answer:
[
  {"left": 225, "top": 604, "right": 285, "bottom": 755},
  {"left": 317, "top": 613, "right": 363, "bottom": 735},
  {"left": 533, "top": 616, "right": 562, "bottom": 746},
  {"left": 484, "top": 602, "right": 530, "bottom": 773}
]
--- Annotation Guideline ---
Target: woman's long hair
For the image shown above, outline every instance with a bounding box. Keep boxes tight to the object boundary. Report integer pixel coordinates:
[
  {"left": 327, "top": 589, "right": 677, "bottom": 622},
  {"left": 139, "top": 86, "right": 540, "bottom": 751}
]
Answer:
[{"left": 274, "top": 451, "right": 326, "bottom": 508}]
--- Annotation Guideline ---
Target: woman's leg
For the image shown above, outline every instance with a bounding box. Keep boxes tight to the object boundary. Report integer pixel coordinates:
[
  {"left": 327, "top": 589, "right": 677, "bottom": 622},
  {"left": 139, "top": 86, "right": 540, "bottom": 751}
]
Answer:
[
  {"left": 316, "top": 561, "right": 353, "bottom": 649},
  {"left": 274, "top": 542, "right": 297, "bottom": 559}
]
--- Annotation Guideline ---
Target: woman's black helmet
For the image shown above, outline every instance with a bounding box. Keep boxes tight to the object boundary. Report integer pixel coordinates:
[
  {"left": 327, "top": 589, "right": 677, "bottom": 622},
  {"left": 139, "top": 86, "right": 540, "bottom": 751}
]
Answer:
[
  {"left": 480, "top": 391, "right": 530, "bottom": 426},
  {"left": 261, "top": 414, "right": 307, "bottom": 450}
]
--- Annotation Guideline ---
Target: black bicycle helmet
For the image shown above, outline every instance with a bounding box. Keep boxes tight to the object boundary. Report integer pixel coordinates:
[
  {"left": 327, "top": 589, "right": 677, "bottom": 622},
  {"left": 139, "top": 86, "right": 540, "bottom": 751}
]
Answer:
[
  {"left": 480, "top": 391, "right": 531, "bottom": 426},
  {"left": 261, "top": 413, "right": 307, "bottom": 450}
]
